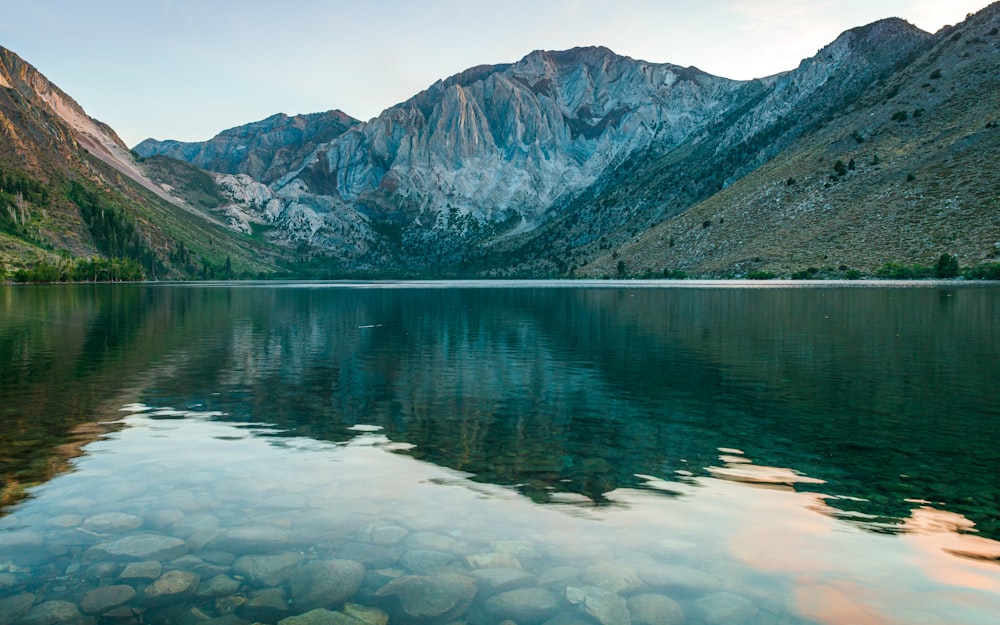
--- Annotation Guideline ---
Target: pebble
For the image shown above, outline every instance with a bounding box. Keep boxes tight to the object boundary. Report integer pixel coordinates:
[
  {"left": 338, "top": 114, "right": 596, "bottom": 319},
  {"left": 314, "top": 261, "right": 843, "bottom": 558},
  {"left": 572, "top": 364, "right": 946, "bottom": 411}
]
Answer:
[
  {"left": 356, "top": 522, "right": 409, "bottom": 546},
  {"left": 627, "top": 593, "right": 685, "bottom": 625},
  {"left": 81, "top": 584, "right": 136, "bottom": 615},
  {"left": 0, "top": 530, "right": 45, "bottom": 552},
  {"left": 484, "top": 587, "right": 561, "bottom": 624},
  {"left": 289, "top": 559, "right": 366, "bottom": 610},
  {"left": 566, "top": 586, "right": 631, "bottom": 625},
  {"left": 343, "top": 603, "right": 389, "bottom": 625}
]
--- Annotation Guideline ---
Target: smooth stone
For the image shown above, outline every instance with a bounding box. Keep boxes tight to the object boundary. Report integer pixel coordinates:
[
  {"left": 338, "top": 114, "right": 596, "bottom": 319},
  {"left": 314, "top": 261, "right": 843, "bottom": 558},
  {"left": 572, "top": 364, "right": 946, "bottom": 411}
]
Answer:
[
  {"left": 0, "top": 530, "right": 44, "bottom": 552},
  {"left": 492, "top": 540, "right": 538, "bottom": 558},
  {"left": 695, "top": 592, "right": 758, "bottom": 625},
  {"left": 399, "top": 549, "right": 460, "bottom": 575},
  {"left": 146, "top": 509, "right": 184, "bottom": 530},
  {"left": 471, "top": 568, "right": 537, "bottom": 594},
  {"left": 81, "top": 585, "right": 136, "bottom": 615},
  {"left": 566, "top": 586, "right": 631, "bottom": 625},
  {"left": 120, "top": 561, "right": 162, "bottom": 580},
  {"left": 634, "top": 563, "right": 720, "bottom": 593},
  {"left": 210, "top": 526, "right": 289, "bottom": 554},
  {"left": 243, "top": 587, "right": 289, "bottom": 622},
  {"left": 196, "top": 574, "right": 242, "bottom": 598},
  {"left": 343, "top": 603, "right": 388, "bottom": 625},
  {"left": 583, "top": 562, "right": 644, "bottom": 594},
  {"left": 627, "top": 594, "right": 685, "bottom": 625},
  {"left": 83, "top": 561, "right": 120, "bottom": 580},
  {"left": 278, "top": 608, "right": 363, "bottom": 625},
  {"left": 466, "top": 552, "right": 521, "bottom": 570},
  {"left": 484, "top": 588, "right": 561, "bottom": 624},
  {"left": 18, "top": 601, "right": 82, "bottom": 625},
  {"left": 214, "top": 595, "right": 247, "bottom": 615},
  {"left": 233, "top": 552, "right": 304, "bottom": 587},
  {"left": 403, "top": 531, "right": 460, "bottom": 553},
  {"left": 48, "top": 515, "right": 83, "bottom": 529},
  {"left": 0, "top": 593, "right": 34, "bottom": 625},
  {"left": 337, "top": 543, "right": 397, "bottom": 569},
  {"left": 355, "top": 522, "right": 408, "bottom": 546},
  {"left": 0, "top": 573, "right": 16, "bottom": 590},
  {"left": 374, "top": 574, "right": 477, "bottom": 621},
  {"left": 200, "top": 617, "right": 245, "bottom": 625},
  {"left": 289, "top": 560, "right": 365, "bottom": 610},
  {"left": 83, "top": 512, "right": 143, "bottom": 534},
  {"left": 143, "top": 570, "right": 201, "bottom": 607},
  {"left": 97, "top": 533, "right": 187, "bottom": 561},
  {"left": 538, "top": 566, "right": 583, "bottom": 591},
  {"left": 169, "top": 554, "right": 228, "bottom": 578}
]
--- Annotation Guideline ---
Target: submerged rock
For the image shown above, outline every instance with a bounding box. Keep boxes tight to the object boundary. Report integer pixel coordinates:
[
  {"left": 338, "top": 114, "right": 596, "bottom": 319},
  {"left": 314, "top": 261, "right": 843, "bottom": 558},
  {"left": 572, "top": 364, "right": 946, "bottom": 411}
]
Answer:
[
  {"left": 0, "top": 593, "right": 34, "bottom": 625},
  {"left": 374, "top": 573, "right": 477, "bottom": 621},
  {"left": 466, "top": 552, "right": 521, "bottom": 569},
  {"left": 566, "top": 586, "right": 631, "bottom": 625},
  {"left": 289, "top": 560, "right": 365, "bottom": 610},
  {"left": 484, "top": 587, "right": 561, "bottom": 624},
  {"left": 398, "top": 549, "right": 460, "bottom": 575},
  {"left": 244, "top": 587, "right": 289, "bottom": 622},
  {"left": 18, "top": 601, "right": 82, "bottom": 625},
  {"left": 627, "top": 594, "right": 685, "bottom": 625},
  {"left": 143, "top": 570, "right": 201, "bottom": 607},
  {"left": 471, "top": 567, "right": 537, "bottom": 594},
  {"left": 96, "top": 533, "right": 187, "bottom": 561},
  {"left": 695, "top": 592, "right": 758, "bottom": 625},
  {"left": 633, "top": 563, "right": 719, "bottom": 593},
  {"left": 120, "top": 560, "right": 162, "bottom": 580},
  {"left": 81, "top": 585, "right": 137, "bottom": 615},
  {"left": 196, "top": 574, "right": 242, "bottom": 598},
  {"left": 278, "top": 608, "right": 364, "bottom": 625},
  {"left": 209, "top": 525, "right": 289, "bottom": 554},
  {"left": 233, "top": 552, "right": 305, "bottom": 587},
  {"left": 83, "top": 512, "right": 143, "bottom": 534},
  {"left": 582, "top": 562, "right": 644, "bottom": 594},
  {"left": 356, "top": 522, "right": 409, "bottom": 546}
]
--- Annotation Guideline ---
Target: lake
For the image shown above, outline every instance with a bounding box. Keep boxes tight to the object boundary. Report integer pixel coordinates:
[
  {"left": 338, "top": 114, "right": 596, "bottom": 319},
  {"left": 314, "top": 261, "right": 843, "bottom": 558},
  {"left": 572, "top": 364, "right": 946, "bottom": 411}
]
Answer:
[{"left": 1, "top": 281, "right": 999, "bottom": 625}]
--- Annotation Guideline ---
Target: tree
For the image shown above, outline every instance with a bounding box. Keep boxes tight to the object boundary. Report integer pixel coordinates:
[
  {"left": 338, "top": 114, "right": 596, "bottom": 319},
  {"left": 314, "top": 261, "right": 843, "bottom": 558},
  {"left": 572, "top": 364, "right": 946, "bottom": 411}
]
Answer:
[{"left": 934, "top": 253, "right": 960, "bottom": 278}]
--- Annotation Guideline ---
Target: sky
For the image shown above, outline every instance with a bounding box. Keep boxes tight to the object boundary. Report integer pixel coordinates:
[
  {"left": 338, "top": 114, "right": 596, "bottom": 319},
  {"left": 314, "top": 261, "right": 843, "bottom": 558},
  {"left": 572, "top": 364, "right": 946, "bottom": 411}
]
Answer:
[{"left": 1, "top": 0, "right": 993, "bottom": 147}]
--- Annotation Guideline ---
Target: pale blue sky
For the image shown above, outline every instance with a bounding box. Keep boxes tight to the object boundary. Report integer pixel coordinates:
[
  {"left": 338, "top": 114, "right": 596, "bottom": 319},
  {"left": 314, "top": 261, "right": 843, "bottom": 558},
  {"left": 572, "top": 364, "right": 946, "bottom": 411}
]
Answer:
[{"left": 0, "top": 1, "right": 992, "bottom": 147}]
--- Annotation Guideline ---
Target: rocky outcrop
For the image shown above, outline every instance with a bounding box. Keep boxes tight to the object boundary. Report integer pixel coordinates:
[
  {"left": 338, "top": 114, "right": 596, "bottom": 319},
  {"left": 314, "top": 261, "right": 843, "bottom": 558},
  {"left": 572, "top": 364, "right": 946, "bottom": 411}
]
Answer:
[{"left": 135, "top": 110, "right": 360, "bottom": 183}]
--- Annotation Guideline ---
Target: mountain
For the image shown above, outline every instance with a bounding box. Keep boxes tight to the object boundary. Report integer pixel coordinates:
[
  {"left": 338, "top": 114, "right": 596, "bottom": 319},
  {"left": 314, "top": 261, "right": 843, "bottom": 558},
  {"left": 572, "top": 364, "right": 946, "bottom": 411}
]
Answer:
[
  {"left": 580, "top": 4, "right": 1000, "bottom": 277},
  {"left": 0, "top": 46, "right": 290, "bottom": 279},
  {"left": 5, "top": 4, "right": 999, "bottom": 280},
  {"left": 140, "top": 10, "right": 993, "bottom": 277},
  {"left": 134, "top": 110, "right": 360, "bottom": 184}
]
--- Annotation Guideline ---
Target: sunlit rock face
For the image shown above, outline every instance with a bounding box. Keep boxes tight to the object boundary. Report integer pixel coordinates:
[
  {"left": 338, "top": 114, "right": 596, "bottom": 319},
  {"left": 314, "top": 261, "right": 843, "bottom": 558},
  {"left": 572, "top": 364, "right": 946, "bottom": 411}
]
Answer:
[{"left": 276, "top": 46, "right": 740, "bottom": 233}]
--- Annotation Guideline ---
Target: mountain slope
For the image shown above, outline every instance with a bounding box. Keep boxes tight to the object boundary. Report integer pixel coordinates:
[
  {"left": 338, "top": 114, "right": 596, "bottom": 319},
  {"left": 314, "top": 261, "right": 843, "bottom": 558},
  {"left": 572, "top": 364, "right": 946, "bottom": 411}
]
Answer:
[
  {"left": 0, "top": 46, "right": 288, "bottom": 279},
  {"left": 582, "top": 3, "right": 1000, "bottom": 277}
]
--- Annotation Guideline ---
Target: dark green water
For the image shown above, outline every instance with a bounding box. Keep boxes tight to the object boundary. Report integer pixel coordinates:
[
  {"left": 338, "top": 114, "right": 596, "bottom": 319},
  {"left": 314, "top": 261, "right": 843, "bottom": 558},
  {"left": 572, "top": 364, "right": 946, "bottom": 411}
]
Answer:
[{"left": 0, "top": 282, "right": 998, "bottom": 625}]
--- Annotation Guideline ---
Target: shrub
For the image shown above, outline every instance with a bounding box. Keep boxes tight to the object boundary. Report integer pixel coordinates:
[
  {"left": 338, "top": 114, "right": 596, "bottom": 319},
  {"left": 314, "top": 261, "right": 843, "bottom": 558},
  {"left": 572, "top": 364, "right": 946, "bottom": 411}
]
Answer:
[
  {"left": 844, "top": 269, "right": 863, "bottom": 280},
  {"left": 964, "top": 263, "right": 1000, "bottom": 280},
  {"left": 662, "top": 269, "right": 688, "bottom": 279},
  {"left": 930, "top": 69, "right": 943, "bottom": 79},
  {"left": 891, "top": 110, "right": 909, "bottom": 122},
  {"left": 875, "top": 262, "right": 932, "bottom": 279},
  {"left": 834, "top": 160, "right": 848, "bottom": 177},
  {"left": 747, "top": 270, "right": 776, "bottom": 280}
]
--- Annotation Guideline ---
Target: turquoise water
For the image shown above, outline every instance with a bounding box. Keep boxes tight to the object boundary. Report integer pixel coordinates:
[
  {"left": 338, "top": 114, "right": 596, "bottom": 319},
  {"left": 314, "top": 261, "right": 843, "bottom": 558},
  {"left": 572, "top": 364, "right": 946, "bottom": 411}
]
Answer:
[{"left": 1, "top": 282, "right": 998, "bottom": 625}]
